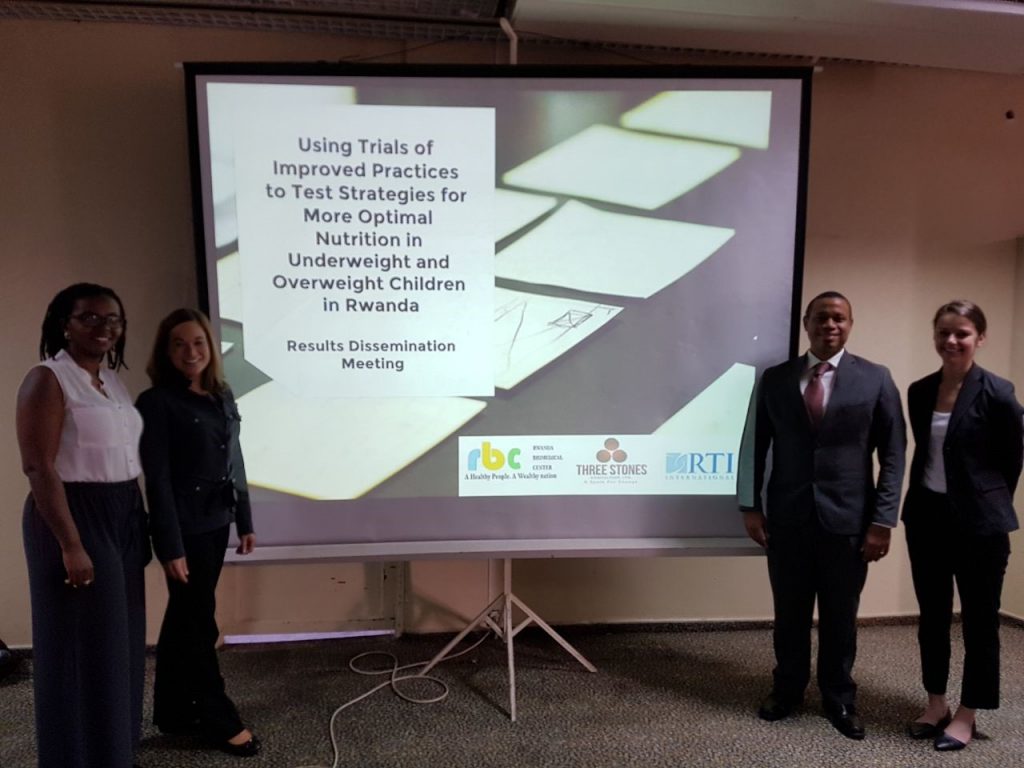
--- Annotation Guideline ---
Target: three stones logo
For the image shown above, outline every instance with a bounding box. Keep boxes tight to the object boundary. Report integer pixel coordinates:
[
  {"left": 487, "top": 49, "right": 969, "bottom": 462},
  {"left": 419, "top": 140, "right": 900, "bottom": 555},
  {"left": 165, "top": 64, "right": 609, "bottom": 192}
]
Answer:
[
  {"left": 596, "top": 437, "right": 627, "bottom": 463},
  {"left": 578, "top": 437, "right": 646, "bottom": 479}
]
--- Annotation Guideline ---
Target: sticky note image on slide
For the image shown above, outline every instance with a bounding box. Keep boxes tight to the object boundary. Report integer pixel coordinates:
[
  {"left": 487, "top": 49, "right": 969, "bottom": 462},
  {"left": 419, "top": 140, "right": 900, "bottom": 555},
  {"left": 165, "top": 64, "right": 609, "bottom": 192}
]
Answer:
[
  {"left": 621, "top": 91, "right": 773, "bottom": 149},
  {"left": 216, "top": 251, "right": 242, "bottom": 323},
  {"left": 236, "top": 381, "right": 486, "bottom": 500},
  {"left": 502, "top": 124, "right": 740, "bottom": 210},
  {"left": 653, "top": 363, "right": 755, "bottom": 441},
  {"left": 495, "top": 188, "right": 558, "bottom": 241},
  {"left": 494, "top": 288, "right": 622, "bottom": 390},
  {"left": 207, "top": 83, "right": 357, "bottom": 248},
  {"left": 495, "top": 201, "right": 734, "bottom": 298}
]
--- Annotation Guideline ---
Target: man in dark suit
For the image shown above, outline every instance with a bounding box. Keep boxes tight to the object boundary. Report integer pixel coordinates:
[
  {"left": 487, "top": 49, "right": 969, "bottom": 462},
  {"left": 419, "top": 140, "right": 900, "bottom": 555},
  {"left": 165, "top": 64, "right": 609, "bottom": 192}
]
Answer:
[{"left": 739, "top": 291, "right": 906, "bottom": 739}]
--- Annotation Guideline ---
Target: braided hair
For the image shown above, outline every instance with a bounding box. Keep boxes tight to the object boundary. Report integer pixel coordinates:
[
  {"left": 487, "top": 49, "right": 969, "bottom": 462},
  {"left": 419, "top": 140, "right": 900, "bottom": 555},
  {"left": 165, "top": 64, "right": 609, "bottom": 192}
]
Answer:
[{"left": 39, "top": 283, "right": 128, "bottom": 370}]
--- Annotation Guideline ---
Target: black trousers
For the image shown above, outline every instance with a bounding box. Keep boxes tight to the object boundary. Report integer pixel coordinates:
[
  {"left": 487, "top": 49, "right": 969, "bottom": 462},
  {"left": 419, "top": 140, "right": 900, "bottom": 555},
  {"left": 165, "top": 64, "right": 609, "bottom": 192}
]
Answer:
[
  {"left": 153, "top": 524, "right": 245, "bottom": 740},
  {"left": 766, "top": 517, "right": 868, "bottom": 712},
  {"left": 906, "top": 488, "right": 1010, "bottom": 710},
  {"left": 23, "top": 482, "right": 149, "bottom": 768}
]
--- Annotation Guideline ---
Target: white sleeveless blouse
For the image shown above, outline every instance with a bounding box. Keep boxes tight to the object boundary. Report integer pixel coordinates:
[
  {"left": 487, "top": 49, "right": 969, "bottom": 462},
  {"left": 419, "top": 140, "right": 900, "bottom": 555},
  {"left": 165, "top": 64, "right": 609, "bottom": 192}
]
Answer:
[{"left": 38, "top": 349, "right": 142, "bottom": 482}]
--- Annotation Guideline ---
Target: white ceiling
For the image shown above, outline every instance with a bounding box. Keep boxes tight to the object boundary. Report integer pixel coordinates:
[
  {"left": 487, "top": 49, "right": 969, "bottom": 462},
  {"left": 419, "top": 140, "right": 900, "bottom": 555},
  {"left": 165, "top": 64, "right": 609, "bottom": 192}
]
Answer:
[
  {"left": 513, "top": 0, "right": 1024, "bottom": 73},
  {"left": 3, "top": 0, "right": 1024, "bottom": 73}
]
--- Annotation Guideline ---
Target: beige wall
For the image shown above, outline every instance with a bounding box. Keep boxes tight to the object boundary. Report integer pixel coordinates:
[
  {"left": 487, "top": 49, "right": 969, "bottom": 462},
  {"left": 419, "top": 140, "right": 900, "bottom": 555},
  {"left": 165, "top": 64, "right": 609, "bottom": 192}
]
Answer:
[
  {"left": 1007, "top": 239, "right": 1024, "bottom": 618},
  {"left": 2, "top": 20, "right": 1023, "bottom": 646}
]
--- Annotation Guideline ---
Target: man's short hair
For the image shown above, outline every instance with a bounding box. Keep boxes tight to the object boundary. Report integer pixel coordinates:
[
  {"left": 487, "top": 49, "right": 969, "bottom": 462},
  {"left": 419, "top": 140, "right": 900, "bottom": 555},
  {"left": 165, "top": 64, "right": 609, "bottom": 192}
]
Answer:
[{"left": 804, "top": 290, "right": 851, "bottom": 320}]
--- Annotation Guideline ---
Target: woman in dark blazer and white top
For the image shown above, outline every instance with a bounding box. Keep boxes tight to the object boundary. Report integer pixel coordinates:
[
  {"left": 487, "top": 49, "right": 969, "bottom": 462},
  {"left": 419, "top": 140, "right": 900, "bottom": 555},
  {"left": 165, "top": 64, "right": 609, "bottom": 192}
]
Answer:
[
  {"left": 903, "top": 300, "right": 1023, "bottom": 751},
  {"left": 136, "top": 308, "right": 260, "bottom": 758}
]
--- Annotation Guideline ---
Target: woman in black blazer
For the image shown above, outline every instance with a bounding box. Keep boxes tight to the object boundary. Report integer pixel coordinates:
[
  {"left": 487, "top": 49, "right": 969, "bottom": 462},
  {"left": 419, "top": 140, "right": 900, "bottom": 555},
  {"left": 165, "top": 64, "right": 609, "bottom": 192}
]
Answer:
[
  {"left": 903, "top": 300, "right": 1023, "bottom": 751},
  {"left": 137, "top": 308, "right": 261, "bottom": 758}
]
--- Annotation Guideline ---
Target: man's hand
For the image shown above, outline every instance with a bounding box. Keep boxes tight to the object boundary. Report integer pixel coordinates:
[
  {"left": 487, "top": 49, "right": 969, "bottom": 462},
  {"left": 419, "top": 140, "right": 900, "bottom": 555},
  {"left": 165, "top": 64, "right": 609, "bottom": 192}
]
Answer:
[
  {"left": 743, "top": 510, "right": 768, "bottom": 548},
  {"left": 862, "top": 524, "right": 891, "bottom": 562}
]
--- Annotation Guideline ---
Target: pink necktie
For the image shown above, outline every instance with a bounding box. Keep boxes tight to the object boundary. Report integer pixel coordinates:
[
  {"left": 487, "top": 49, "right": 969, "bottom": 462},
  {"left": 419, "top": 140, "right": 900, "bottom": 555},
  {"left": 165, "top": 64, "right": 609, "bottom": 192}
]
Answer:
[{"left": 804, "top": 362, "right": 831, "bottom": 428}]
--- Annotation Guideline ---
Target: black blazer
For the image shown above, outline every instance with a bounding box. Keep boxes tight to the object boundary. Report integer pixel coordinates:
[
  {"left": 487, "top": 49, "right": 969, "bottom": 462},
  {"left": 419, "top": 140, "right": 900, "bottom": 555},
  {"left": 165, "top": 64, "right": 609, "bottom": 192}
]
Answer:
[
  {"left": 740, "top": 352, "right": 907, "bottom": 535},
  {"left": 903, "top": 364, "right": 1023, "bottom": 535},
  {"left": 137, "top": 384, "right": 253, "bottom": 562}
]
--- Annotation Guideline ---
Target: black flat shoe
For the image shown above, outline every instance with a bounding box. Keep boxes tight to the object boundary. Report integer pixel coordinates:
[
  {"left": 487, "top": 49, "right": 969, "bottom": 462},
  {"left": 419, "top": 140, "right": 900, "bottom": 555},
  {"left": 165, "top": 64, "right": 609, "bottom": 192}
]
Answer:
[
  {"left": 934, "top": 723, "right": 978, "bottom": 752},
  {"left": 908, "top": 710, "right": 952, "bottom": 739},
  {"left": 218, "top": 734, "right": 262, "bottom": 758}
]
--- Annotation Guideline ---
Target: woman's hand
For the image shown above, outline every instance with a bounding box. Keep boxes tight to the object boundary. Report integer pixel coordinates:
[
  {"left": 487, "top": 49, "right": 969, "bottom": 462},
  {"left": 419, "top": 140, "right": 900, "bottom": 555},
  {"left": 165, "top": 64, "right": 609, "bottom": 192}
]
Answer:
[
  {"left": 163, "top": 557, "right": 189, "bottom": 583},
  {"left": 236, "top": 533, "right": 256, "bottom": 556},
  {"left": 62, "top": 543, "right": 94, "bottom": 588}
]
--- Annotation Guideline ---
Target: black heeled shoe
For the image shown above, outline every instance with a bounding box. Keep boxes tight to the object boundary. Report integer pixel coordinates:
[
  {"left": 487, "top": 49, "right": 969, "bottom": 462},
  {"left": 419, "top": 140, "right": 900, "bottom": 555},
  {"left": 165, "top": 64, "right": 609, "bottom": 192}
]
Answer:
[
  {"left": 217, "top": 733, "right": 262, "bottom": 758},
  {"left": 934, "top": 722, "right": 978, "bottom": 752},
  {"left": 0, "top": 641, "right": 20, "bottom": 683},
  {"left": 908, "top": 710, "right": 952, "bottom": 739}
]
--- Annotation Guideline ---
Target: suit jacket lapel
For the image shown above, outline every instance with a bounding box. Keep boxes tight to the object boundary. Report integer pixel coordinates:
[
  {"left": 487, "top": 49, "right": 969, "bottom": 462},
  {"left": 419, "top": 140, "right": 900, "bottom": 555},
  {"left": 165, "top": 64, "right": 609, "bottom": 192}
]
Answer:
[
  {"left": 912, "top": 371, "right": 942, "bottom": 440},
  {"left": 789, "top": 355, "right": 811, "bottom": 428},
  {"left": 948, "top": 364, "right": 983, "bottom": 439}
]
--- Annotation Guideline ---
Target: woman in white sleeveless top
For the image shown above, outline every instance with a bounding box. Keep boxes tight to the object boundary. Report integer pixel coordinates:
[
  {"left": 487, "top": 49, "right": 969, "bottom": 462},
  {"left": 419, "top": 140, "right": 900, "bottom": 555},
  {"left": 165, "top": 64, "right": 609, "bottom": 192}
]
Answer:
[{"left": 16, "top": 283, "right": 149, "bottom": 768}]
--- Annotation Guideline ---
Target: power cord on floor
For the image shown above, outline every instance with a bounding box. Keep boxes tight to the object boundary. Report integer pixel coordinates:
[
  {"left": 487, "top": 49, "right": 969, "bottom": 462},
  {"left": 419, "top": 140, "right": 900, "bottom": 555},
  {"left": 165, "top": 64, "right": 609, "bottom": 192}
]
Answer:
[{"left": 294, "top": 630, "right": 493, "bottom": 768}]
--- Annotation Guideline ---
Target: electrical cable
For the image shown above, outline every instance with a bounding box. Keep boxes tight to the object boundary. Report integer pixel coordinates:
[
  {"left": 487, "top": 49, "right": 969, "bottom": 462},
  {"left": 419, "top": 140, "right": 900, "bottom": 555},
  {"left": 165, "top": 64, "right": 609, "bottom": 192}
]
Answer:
[{"left": 293, "top": 629, "right": 493, "bottom": 768}]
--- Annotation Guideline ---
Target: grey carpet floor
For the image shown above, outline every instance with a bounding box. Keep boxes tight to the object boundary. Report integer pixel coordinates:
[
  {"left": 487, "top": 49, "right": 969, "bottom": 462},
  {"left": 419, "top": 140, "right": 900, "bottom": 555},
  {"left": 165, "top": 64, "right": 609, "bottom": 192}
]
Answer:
[{"left": 2, "top": 622, "right": 1023, "bottom": 767}]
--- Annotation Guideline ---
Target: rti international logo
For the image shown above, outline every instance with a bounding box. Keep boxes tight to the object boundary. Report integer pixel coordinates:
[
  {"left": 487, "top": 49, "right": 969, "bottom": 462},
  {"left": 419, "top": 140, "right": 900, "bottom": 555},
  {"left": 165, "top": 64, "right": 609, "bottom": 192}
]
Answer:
[
  {"left": 665, "top": 450, "right": 736, "bottom": 480},
  {"left": 577, "top": 438, "right": 648, "bottom": 478},
  {"left": 467, "top": 441, "right": 521, "bottom": 471}
]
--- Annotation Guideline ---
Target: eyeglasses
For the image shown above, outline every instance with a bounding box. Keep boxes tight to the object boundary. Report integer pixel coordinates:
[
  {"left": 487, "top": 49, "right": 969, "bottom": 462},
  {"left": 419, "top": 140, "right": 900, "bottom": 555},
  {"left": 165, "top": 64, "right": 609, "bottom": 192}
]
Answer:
[{"left": 72, "top": 312, "right": 124, "bottom": 329}]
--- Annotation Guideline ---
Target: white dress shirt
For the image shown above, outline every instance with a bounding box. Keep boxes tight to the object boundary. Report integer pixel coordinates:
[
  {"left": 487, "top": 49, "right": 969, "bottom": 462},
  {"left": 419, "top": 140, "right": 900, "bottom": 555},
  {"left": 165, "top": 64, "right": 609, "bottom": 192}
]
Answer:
[{"left": 800, "top": 348, "right": 845, "bottom": 413}]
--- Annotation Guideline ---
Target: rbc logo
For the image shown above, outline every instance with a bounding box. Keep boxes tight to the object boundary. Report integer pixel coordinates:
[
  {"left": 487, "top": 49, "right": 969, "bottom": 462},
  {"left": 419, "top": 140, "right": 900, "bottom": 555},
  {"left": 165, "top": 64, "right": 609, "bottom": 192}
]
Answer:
[{"left": 467, "top": 442, "right": 521, "bottom": 471}]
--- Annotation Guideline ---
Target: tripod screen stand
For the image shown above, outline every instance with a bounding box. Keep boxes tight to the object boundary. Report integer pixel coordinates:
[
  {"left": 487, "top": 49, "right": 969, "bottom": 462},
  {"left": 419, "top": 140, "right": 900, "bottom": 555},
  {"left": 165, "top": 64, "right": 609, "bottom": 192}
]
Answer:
[{"left": 419, "top": 558, "right": 596, "bottom": 721}]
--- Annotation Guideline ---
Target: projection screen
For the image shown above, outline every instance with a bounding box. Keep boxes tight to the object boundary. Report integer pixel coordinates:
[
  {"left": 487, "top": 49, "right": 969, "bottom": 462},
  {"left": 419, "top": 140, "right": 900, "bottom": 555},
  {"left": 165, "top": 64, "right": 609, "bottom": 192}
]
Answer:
[{"left": 183, "top": 64, "right": 811, "bottom": 559}]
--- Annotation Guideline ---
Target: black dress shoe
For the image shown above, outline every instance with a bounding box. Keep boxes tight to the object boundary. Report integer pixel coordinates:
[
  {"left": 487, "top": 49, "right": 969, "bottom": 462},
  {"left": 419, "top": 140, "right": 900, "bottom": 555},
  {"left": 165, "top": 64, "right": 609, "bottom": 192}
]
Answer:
[
  {"left": 908, "top": 710, "right": 952, "bottom": 739},
  {"left": 758, "top": 692, "right": 801, "bottom": 721},
  {"left": 825, "top": 705, "right": 865, "bottom": 740},
  {"left": 934, "top": 723, "right": 978, "bottom": 752},
  {"left": 217, "top": 734, "right": 262, "bottom": 758}
]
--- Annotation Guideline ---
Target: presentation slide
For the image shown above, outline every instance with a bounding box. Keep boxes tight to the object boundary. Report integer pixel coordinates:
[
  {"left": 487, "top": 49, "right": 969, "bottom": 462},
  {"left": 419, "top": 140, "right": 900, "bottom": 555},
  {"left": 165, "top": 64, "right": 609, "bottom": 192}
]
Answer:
[{"left": 185, "top": 65, "right": 809, "bottom": 554}]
